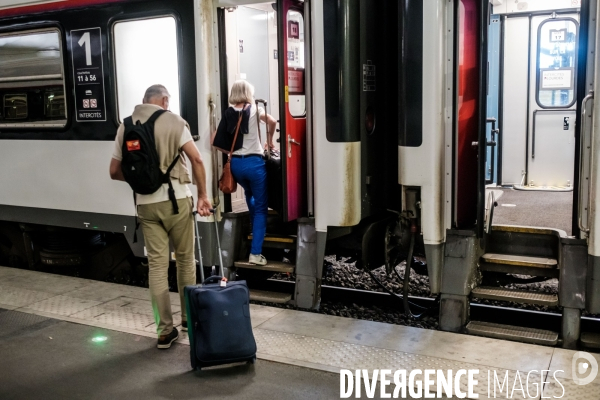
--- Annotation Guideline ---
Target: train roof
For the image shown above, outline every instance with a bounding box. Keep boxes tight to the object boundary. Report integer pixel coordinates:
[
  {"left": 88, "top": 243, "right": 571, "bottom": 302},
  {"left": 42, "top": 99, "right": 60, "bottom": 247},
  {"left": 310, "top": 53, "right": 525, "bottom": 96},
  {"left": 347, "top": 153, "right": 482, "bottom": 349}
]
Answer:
[{"left": 0, "top": 0, "right": 128, "bottom": 18}]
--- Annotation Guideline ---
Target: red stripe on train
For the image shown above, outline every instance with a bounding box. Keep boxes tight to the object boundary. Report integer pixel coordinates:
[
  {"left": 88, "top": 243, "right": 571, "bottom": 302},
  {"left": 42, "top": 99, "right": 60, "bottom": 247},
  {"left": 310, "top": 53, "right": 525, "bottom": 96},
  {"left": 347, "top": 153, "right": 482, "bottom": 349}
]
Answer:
[{"left": 0, "top": 0, "right": 125, "bottom": 18}]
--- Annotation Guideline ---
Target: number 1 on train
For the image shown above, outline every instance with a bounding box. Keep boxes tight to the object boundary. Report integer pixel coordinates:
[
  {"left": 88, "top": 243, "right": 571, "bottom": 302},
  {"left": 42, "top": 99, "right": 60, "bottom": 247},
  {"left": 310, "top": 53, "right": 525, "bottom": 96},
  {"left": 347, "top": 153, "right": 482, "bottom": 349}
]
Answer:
[{"left": 78, "top": 32, "right": 92, "bottom": 66}]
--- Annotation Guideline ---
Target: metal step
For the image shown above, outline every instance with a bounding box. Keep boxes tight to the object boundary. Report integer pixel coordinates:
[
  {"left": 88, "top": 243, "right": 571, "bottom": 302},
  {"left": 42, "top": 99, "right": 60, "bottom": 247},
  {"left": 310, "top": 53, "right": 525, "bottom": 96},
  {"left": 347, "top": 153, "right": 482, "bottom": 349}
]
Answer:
[
  {"left": 479, "top": 262, "right": 559, "bottom": 278},
  {"left": 472, "top": 286, "right": 558, "bottom": 306},
  {"left": 234, "top": 260, "right": 294, "bottom": 274},
  {"left": 466, "top": 321, "right": 558, "bottom": 346},
  {"left": 481, "top": 253, "right": 558, "bottom": 268},
  {"left": 491, "top": 225, "right": 557, "bottom": 236},
  {"left": 581, "top": 332, "right": 600, "bottom": 349},
  {"left": 250, "top": 289, "right": 292, "bottom": 304},
  {"left": 247, "top": 234, "right": 297, "bottom": 249}
]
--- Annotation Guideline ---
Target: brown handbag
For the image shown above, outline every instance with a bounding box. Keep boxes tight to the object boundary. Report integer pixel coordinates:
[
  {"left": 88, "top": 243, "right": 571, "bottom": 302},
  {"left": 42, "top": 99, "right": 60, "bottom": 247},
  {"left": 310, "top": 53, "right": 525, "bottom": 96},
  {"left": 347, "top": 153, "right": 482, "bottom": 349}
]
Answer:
[{"left": 218, "top": 110, "right": 244, "bottom": 194}]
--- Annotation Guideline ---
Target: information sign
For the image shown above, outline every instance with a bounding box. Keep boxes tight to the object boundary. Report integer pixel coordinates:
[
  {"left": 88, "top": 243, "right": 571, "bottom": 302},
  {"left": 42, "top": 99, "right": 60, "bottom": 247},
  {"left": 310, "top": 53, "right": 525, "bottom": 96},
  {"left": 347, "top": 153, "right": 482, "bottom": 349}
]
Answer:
[{"left": 70, "top": 27, "right": 106, "bottom": 122}]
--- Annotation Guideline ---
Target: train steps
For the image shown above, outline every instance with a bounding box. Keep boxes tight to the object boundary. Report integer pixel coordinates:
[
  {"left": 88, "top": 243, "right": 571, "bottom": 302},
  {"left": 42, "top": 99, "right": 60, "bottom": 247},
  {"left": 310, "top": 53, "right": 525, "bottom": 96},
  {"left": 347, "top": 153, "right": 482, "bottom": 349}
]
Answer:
[
  {"left": 235, "top": 234, "right": 297, "bottom": 304},
  {"left": 466, "top": 321, "right": 559, "bottom": 346},
  {"left": 479, "top": 252, "right": 559, "bottom": 278},
  {"left": 581, "top": 332, "right": 600, "bottom": 350},
  {"left": 247, "top": 233, "right": 297, "bottom": 249},
  {"left": 471, "top": 286, "right": 558, "bottom": 307},
  {"left": 467, "top": 225, "right": 561, "bottom": 345}
]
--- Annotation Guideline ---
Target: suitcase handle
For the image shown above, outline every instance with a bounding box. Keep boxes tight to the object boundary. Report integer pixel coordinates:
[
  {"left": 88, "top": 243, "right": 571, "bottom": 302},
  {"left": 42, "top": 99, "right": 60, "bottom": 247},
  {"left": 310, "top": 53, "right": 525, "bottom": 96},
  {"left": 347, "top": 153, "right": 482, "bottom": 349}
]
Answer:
[{"left": 202, "top": 276, "right": 223, "bottom": 285}]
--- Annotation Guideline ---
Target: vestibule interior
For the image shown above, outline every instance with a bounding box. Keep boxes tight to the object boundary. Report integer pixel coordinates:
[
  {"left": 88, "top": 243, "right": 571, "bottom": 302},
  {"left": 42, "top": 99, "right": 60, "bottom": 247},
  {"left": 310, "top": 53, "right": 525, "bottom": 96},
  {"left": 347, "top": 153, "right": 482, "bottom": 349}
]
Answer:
[{"left": 486, "top": 0, "right": 580, "bottom": 235}]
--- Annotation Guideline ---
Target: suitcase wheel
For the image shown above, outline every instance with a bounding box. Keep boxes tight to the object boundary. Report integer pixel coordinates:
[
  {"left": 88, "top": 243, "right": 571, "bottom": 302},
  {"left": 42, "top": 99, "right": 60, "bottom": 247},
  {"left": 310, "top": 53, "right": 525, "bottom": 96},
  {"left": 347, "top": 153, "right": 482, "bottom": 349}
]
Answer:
[{"left": 248, "top": 356, "right": 256, "bottom": 365}]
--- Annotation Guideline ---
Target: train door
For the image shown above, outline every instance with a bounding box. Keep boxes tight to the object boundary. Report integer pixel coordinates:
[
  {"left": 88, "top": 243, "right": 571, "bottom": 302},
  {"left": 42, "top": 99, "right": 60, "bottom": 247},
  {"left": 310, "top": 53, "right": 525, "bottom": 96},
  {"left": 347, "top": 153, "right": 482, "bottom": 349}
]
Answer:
[
  {"left": 486, "top": 15, "right": 501, "bottom": 185},
  {"left": 220, "top": 3, "right": 280, "bottom": 212},
  {"left": 499, "top": 10, "right": 579, "bottom": 191},
  {"left": 277, "top": 0, "right": 307, "bottom": 222},
  {"left": 455, "top": 0, "right": 488, "bottom": 235},
  {"left": 525, "top": 15, "right": 579, "bottom": 190},
  {"left": 219, "top": 0, "right": 307, "bottom": 222}
]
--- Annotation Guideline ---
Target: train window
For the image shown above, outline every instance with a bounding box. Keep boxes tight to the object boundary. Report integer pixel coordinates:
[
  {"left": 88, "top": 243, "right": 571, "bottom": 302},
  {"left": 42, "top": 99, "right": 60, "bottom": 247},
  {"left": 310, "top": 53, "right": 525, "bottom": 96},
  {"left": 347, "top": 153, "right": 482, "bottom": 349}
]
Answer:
[
  {"left": 536, "top": 18, "right": 578, "bottom": 109},
  {"left": 0, "top": 30, "right": 67, "bottom": 128},
  {"left": 113, "top": 17, "right": 180, "bottom": 120},
  {"left": 287, "top": 10, "right": 305, "bottom": 118}
]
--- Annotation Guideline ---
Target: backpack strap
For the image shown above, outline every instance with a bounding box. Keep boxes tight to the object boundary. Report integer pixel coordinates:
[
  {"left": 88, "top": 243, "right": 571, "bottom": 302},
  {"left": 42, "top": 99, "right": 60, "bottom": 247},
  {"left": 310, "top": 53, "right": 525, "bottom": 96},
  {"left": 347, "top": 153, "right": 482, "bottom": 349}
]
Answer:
[
  {"left": 164, "top": 153, "right": 182, "bottom": 214},
  {"left": 124, "top": 116, "right": 134, "bottom": 129},
  {"left": 132, "top": 191, "right": 140, "bottom": 243},
  {"left": 145, "top": 109, "right": 168, "bottom": 125}
]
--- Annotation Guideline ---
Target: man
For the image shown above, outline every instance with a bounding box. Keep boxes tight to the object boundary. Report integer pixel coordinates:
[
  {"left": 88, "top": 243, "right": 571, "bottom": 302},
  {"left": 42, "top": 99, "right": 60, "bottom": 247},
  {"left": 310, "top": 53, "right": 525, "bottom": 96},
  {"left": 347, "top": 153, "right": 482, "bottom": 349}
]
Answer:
[{"left": 110, "top": 84, "right": 212, "bottom": 349}]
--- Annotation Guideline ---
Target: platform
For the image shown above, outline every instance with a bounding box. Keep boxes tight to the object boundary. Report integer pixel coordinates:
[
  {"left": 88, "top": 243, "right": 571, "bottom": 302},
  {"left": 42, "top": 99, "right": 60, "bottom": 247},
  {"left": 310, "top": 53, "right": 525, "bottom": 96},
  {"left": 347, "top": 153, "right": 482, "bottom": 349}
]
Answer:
[{"left": 1, "top": 266, "right": 599, "bottom": 399}]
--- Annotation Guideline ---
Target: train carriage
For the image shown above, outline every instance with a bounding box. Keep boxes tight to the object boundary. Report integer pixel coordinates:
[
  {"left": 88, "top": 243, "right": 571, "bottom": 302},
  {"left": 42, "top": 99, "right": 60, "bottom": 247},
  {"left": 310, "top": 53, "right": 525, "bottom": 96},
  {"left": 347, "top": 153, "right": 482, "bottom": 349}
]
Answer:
[{"left": 1, "top": 0, "right": 600, "bottom": 350}]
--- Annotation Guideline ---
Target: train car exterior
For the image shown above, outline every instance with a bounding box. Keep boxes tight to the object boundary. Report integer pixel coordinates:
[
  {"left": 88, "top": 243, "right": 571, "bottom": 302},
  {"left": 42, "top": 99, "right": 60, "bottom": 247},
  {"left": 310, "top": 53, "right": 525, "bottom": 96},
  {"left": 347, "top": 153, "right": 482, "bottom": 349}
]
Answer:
[{"left": 2, "top": 0, "right": 600, "bottom": 350}]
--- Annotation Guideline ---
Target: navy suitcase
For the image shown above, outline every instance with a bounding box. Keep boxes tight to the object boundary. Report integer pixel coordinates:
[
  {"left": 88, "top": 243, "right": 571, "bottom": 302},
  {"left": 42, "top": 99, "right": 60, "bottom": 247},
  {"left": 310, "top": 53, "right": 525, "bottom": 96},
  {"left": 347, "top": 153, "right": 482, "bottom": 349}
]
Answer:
[{"left": 184, "top": 276, "right": 257, "bottom": 370}]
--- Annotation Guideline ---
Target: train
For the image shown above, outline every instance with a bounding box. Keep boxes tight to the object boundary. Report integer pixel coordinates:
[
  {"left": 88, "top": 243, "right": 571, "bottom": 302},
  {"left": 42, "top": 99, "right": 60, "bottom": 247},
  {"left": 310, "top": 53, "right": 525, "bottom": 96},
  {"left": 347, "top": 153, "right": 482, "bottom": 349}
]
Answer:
[{"left": 0, "top": 0, "right": 598, "bottom": 349}]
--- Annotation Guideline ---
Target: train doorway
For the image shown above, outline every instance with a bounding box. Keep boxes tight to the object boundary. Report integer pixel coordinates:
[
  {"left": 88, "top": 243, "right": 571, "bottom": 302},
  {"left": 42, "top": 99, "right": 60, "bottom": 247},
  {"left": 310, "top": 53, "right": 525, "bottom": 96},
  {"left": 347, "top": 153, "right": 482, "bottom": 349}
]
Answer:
[
  {"left": 218, "top": 0, "right": 308, "bottom": 222},
  {"left": 484, "top": 1, "right": 583, "bottom": 235}
]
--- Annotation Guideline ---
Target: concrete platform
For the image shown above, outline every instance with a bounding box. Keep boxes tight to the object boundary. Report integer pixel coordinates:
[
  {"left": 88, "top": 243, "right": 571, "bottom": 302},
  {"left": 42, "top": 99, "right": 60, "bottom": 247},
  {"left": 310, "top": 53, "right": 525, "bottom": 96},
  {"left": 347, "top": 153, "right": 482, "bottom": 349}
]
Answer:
[{"left": 0, "top": 266, "right": 599, "bottom": 399}]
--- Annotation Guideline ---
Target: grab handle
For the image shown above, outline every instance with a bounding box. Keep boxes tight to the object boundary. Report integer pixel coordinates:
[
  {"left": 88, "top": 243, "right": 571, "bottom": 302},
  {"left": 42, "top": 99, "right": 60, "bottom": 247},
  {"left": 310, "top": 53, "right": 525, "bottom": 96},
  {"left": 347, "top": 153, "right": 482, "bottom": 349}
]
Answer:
[
  {"left": 209, "top": 100, "right": 221, "bottom": 209},
  {"left": 579, "top": 90, "right": 594, "bottom": 233}
]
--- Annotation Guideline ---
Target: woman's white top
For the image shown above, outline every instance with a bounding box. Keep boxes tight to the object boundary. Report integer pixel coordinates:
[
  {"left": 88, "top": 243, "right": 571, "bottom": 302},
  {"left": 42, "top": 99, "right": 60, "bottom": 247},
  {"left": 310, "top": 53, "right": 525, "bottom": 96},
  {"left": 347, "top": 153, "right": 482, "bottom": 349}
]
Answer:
[{"left": 232, "top": 105, "right": 265, "bottom": 156}]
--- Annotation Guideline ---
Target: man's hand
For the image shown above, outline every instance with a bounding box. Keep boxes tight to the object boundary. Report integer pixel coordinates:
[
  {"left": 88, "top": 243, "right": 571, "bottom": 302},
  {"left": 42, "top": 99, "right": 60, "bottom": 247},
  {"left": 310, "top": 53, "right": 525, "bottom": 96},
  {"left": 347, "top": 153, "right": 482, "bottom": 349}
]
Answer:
[{"left": 197, "top": 197, "right": 212, "bottom": 217}]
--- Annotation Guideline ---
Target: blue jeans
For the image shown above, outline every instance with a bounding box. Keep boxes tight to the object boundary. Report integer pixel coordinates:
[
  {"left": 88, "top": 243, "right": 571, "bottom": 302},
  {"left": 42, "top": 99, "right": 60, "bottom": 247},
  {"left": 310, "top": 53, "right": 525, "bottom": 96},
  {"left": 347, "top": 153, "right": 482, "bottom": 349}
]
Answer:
[{"left": 230, "top": 155, "right": 268, "bottom": 255}]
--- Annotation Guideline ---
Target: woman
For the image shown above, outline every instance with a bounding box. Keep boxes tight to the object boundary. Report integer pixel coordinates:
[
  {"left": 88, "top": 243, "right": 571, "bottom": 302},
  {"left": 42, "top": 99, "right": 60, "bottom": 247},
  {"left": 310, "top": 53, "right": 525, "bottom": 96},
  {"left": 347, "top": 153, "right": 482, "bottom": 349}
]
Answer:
[{"left": 213, "top": 80, "right": 276, "bottom": 265}]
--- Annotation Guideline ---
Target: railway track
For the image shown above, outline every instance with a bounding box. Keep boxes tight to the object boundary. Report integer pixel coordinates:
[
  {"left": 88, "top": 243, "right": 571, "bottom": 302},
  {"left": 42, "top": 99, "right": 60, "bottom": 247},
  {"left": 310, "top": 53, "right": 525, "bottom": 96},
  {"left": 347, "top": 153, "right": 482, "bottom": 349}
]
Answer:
[{"left": 254, "top": 278, "right": 600, "bottom": 343}]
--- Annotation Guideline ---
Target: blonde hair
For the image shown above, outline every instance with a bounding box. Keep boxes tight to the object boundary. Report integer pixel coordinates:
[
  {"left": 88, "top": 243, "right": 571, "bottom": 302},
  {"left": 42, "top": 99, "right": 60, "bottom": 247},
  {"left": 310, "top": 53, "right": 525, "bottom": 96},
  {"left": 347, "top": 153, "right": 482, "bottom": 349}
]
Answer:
[{"left": 228, "top": 80, "right": 254, "bottom": 104}]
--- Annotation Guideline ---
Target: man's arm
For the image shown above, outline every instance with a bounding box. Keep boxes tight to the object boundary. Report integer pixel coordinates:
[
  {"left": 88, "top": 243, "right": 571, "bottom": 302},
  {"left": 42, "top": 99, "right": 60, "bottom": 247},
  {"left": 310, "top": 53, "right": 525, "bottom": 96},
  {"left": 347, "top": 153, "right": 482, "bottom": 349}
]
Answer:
[
  {"left": 181, "top": 141, "right": 211, "bottom": 217},
  {"left": 109, "top": 158, "right": 125, "bottom": 181}
]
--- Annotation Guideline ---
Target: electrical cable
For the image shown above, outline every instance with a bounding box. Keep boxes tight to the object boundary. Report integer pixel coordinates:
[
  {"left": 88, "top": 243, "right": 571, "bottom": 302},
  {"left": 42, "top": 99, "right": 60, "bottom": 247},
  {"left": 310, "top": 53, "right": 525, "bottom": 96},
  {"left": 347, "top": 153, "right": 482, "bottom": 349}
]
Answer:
[
  {"left": 364, "top": 267, "right": 429, "bottom": 311},
  {"left": 399, "top": 229, "right": 440, "bottom": 319}
]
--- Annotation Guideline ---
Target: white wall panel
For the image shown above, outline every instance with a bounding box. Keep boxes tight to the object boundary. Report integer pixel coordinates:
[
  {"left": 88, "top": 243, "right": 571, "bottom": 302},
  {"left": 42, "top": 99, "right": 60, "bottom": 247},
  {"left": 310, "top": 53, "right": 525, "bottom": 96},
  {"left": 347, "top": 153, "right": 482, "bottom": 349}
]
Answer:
[
  {"left": 311, "top": 0, "right": 361, "bottom": 231},
  {"left": 0, "top": 141, "right": 134, "bottom": 215},
  {"left": 501, "top": 17, "right": 529, "bottom": 185},
  {"left": 398, "top": 0, "right": 447, "bottom": 245}
]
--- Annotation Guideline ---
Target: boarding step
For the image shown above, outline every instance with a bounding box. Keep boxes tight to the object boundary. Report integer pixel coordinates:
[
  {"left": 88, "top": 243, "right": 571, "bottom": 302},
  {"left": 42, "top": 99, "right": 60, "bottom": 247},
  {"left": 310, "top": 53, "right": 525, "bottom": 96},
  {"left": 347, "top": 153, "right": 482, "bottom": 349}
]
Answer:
[
  {"left": 234, "top": 260, "right": 295, "bottom": 274},
  {"left": 466, "top": 321, "right": 558, "bottom": 346},
  {"left": 581, "top": 332, "right": 600, "bottom": 350},
  {"left": 472, "top": 286, "right": 558, "bottom": 306},
  {"left": 249, "top": 289, "right": 292, "bottom": 304},
  {"left": 480, "top": 253, "right": 559, "bottom": 277},
  {"left": 247, "top": 234, "right": 297, "bottom": 249}
]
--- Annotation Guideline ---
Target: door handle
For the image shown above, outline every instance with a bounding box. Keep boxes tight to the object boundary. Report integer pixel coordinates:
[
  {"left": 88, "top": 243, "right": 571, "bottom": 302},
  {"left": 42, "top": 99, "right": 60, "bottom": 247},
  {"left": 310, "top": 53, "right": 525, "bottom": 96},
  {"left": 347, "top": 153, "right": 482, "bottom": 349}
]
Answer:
[{"left": 288, "top": 135, "right": 300, "bottom": 158}]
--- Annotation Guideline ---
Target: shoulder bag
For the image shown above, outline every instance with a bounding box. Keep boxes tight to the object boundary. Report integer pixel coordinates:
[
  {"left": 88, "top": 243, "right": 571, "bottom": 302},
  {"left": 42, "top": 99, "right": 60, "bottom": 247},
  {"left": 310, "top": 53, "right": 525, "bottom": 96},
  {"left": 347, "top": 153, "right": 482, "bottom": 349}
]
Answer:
[{"left": 218, "top": 110, "right": 244, "bottom": 194}]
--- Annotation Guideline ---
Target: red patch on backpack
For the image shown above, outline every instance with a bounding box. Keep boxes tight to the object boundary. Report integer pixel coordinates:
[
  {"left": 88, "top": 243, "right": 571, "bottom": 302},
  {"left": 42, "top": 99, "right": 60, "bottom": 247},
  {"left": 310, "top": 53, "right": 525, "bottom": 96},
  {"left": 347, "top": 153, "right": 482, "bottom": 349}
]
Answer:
[{"left": 126, "top": 140, "right": 141, "bottom": 151}]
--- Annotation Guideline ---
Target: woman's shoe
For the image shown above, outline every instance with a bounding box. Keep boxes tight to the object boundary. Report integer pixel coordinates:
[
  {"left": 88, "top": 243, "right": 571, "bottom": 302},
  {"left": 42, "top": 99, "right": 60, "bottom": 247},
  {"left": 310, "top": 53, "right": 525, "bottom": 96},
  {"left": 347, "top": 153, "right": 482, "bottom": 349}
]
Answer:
[{"left": 249, "top": 254, "right": 267, "bottom": 266}]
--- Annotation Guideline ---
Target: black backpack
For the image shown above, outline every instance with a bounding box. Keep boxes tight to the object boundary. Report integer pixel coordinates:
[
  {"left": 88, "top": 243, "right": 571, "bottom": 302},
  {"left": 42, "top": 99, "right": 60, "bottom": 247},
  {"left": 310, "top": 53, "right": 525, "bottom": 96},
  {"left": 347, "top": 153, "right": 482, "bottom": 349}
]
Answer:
[{"left": 121, "top": 109, "right": 181, "bottom": 219}]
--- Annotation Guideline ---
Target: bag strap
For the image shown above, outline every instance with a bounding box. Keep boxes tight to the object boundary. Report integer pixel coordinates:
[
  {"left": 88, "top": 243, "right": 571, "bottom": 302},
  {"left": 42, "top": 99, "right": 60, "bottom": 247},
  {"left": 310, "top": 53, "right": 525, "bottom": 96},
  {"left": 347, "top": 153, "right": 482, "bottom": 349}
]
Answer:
[
  {"left": 164, "top": 153, "right": 182, "bottom": 214},
  {"left": 227, "top": 109, "right": 244, "bottom": 159},
  {"left": 145, "top": 109, "right": 168, "bottom": 126},
  {"left": 255, "top": 102, "right": 262, "bottom": 144},
  {"left": 132, "top": 191, "right": 140, "bottom": 243},
  {"left": 124, "top": 116, "right": 134, "bottom": 129}
]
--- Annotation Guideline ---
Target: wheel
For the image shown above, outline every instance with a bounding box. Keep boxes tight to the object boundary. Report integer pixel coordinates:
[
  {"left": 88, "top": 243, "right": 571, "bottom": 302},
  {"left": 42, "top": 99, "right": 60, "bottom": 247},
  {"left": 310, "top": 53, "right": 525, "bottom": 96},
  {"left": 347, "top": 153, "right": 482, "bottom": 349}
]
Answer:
[{"left": 248, "top": 356, "right": 256, "bottom": 364}]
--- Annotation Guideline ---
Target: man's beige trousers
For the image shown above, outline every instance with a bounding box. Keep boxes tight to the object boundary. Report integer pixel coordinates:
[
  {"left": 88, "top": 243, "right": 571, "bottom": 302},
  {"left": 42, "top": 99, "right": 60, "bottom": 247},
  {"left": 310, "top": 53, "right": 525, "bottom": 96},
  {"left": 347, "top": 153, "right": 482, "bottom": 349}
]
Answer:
[{"left": 138, "top": 197, "right": 196, "bottom": 336}]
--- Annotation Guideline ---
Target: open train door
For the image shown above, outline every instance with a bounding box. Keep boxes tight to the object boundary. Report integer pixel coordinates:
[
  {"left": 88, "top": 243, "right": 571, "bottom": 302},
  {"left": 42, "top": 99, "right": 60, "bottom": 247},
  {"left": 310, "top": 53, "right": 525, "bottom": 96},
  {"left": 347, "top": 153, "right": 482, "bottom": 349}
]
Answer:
[
  {"left": 455, "top": 0, "right": 489, "bottom": 238},
  {"left": 277, "top": 0, "right": 307, "bottom": 222}
]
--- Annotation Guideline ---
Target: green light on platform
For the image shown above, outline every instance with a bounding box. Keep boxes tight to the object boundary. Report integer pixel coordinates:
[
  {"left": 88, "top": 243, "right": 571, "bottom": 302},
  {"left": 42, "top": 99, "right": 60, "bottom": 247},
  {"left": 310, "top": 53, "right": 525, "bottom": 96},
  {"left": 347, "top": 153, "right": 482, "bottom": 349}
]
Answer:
[
  {"left": 92, "top": 336, "right": 108, "bottom": 343},
  {"left": 93, "top": 226, "right": 98, "bottom": 229}
]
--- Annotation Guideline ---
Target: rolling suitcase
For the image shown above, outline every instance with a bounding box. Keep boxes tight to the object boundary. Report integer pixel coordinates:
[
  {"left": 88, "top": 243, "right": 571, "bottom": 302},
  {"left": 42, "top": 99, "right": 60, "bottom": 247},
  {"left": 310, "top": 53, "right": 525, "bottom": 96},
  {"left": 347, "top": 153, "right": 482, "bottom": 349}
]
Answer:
[{"left": 185, "top": 210, "right": 257, "bottom": 370}]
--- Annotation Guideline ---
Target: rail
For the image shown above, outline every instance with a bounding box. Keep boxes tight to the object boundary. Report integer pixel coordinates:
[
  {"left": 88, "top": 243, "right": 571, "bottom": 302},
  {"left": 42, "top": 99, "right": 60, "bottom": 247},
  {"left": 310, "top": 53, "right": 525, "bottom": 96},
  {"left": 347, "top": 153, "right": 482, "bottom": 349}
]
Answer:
[
  {"left": 579, "top": 90, "right": 594, "bottom": 233},
  {"left": 209, "top": 100, "right": 220, "bottom": 209},
  {"left": 257, "top": 279, "right": 600, "bottom": 338}
]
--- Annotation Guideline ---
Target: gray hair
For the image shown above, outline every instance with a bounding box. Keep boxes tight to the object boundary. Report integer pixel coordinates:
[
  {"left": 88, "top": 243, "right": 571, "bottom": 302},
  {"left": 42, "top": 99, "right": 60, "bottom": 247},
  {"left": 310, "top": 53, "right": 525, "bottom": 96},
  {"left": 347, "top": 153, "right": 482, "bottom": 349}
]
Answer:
[
  {"left": 143, "top": 84, "right": 170, "bottom": 103},
  {"left": 228, "top": 80, "right": 254, "bottom": 104}
]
